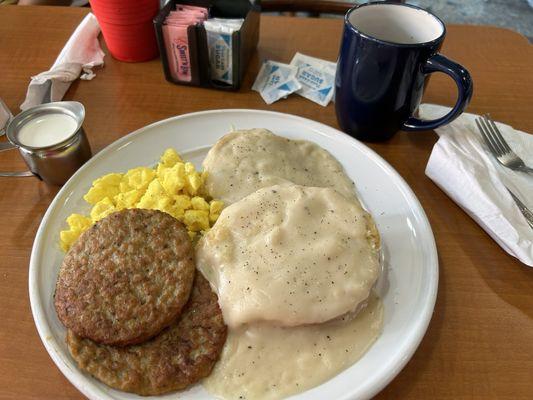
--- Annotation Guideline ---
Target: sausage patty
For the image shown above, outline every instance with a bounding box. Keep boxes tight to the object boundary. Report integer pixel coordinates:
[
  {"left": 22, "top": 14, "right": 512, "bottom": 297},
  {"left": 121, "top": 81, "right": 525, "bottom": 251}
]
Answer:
[
  {"left": 66, "top": 273, "right": 227, "bottom": 395},
  {"left": 55, "top": 209, "right": 195, "bottom": 346}
]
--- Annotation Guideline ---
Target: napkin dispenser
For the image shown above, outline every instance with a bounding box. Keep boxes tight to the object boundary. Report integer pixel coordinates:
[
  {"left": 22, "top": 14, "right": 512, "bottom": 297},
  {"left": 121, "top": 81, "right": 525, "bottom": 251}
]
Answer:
[{"left": 153, "top": 0, "right": 260, "bottom": 91}]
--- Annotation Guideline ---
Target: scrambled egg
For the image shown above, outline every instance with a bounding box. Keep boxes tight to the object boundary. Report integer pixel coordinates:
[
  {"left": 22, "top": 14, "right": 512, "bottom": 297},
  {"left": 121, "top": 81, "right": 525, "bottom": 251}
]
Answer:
[{"left": 60, "top": 148, "right": 224, "bottom": 251}]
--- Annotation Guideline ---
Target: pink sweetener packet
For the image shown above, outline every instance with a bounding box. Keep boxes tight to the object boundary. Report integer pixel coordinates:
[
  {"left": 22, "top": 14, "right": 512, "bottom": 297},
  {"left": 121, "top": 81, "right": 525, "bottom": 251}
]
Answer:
[
  {"left": 167, "top": 13, "right": 206, "bottom": 23},
  {"left": 167, "top": 8, "right": 207, "bottom": 18},
  {"left": 170, "top": 8, "right": 207, "bottom": 15},
  {"left": 166, "top": 13, "right": 205, "bottom": 25},
  {"left": 168, "top": 10, "right": 205, "bottom": 17},
  {"left": 167, "top": 10, "right": 205, "bottom": 18},
  {"left": 163, "top": 24, "right": 192, "bottom": 82},
  {"left": 170, "top": 8, "right": 207, "bottom": 16},
  {"left": 165, "top": 18, "right": 202, "bottom": 26},
  {"left": 176, "top": 4, "right": 208, "bottom": 16}
]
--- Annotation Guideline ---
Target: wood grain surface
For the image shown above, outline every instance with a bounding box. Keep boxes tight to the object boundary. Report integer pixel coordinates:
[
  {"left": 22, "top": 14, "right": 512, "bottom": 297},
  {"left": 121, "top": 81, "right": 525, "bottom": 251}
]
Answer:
[{"left": 0, "top": 5, "right": 532, "bottom": 400}]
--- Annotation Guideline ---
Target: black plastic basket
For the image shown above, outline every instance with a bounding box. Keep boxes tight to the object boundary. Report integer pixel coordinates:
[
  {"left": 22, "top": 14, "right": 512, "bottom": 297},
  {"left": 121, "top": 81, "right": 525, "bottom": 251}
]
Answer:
[{"left": 153, "top": 0, "right": 260, "bottom": 91}]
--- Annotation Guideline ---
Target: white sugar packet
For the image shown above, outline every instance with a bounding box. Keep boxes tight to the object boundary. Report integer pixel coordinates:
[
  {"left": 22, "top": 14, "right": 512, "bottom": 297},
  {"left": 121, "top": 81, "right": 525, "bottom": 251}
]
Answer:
[
  {"left": 292, "top": 52, "right": 337, "bottom": 71},
  {"left": 204, "top": 18, "right": 244, "bottom": 85},
  {"left": 21, "top": 13, "right": 105, "bottom": 111},
  {"left": 290, "top": 52, "right": 336, "bottom": 106},
  {"left": 419, "top": 104, "right": 532, "bottom": 267},
  {"left": 252, "top": 60, "right": 301, "bottom": 104}
]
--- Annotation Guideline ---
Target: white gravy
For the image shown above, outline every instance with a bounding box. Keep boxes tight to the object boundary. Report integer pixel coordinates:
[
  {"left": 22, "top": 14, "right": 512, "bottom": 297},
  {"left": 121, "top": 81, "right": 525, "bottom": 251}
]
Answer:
[
  {"left": 203, "top": 292, "right": 383, "bottom": 400},
  {"left": 202, "top": 129, "right": 357, "bottom": 205},
  {"left": 200, "top": 130, "right": 384, "bottom": 400},
  {"left": 196, "top": 184, "right": 380, "bottom": 328}
]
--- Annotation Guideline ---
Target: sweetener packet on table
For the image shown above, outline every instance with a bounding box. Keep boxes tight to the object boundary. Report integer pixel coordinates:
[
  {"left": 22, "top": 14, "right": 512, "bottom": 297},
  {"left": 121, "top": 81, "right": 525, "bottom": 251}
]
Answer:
[
  {"left": 292, "top": 52, "right": 337, "bottom": 71},
  {"left": 290, "top": 52, "right": 337, "bottom": 106},
  {"left": 203, "top": 18, "right": 244, "bottom": 85},
  {"left": 252, "top": 61, "right": 302, "bottom": 105}
]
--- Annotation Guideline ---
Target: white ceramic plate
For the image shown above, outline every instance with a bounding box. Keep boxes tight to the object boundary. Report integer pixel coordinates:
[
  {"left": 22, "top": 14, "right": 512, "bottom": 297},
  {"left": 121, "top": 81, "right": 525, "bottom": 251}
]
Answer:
[{"left": 29, "top": 109, "right": 438, "bottom": 400}]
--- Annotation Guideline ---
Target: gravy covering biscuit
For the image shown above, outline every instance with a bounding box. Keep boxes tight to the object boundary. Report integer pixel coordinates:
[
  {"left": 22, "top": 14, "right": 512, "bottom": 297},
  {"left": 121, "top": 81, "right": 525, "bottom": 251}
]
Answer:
[
  {"left": 196, "top": 184, "right": 380, "bottom": 328},
  {"left": 66, "top": 273, "right": 227, "bottom": 396},
  {"left": 202, "top": 129, "right": 357, "bottom": 204},
  {"left": 55, "top": 209, "right": 195, "bottom": 346}
]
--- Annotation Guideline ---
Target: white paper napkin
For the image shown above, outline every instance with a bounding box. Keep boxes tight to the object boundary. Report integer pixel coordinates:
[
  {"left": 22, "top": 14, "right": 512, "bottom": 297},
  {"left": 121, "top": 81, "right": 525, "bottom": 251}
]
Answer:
[
  {"left": 418, "top": 104, "right": 533, "bottom": 266},
  {"left": 20, "top": 13, "right": 105, "bottom": 111}
]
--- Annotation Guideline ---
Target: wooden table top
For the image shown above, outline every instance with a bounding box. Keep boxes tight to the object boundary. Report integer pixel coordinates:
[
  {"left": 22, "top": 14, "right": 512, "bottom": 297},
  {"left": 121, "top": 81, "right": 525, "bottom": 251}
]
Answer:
[{"left": 1, "top": 5, "right": 532, "bottom": 400}]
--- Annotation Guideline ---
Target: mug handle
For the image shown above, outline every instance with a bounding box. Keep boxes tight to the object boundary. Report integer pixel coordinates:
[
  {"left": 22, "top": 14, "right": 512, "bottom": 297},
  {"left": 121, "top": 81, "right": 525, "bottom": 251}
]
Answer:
[{"left": 402, "top": 54, "right": 473, "bottom": 131}]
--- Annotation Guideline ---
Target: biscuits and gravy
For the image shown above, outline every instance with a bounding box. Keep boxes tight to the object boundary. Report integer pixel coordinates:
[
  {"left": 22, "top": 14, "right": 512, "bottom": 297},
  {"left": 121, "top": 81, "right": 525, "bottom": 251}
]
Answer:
[{"left": 54, "top": 128, "right": 383, "bottom": 399}]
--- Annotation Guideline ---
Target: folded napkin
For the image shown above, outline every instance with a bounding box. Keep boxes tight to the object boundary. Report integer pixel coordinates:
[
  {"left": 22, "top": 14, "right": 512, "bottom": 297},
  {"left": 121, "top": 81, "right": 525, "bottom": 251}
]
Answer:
[
  {"left": 419, "top": 104, "right": 533, "bottom": 267},
  {"left": 20, "top": 13, "right": 104, "bottom": 111}
]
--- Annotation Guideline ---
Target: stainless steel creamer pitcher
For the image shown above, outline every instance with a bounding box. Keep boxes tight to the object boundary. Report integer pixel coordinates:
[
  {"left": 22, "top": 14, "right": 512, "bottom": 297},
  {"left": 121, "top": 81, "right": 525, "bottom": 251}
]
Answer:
[{"left": 0, "top": 101, "right": 92, "bottom": 185}]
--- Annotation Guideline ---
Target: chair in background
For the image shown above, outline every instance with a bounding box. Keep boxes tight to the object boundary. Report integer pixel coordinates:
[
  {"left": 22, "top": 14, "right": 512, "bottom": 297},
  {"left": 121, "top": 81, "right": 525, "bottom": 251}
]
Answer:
[{"left": 260, "top": 0, "right": 405, "bottom": 17}]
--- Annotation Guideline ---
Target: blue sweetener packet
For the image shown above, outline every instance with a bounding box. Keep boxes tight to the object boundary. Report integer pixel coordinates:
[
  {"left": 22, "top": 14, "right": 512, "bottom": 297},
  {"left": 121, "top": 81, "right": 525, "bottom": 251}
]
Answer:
[
  {"left": 290, "top": 52, "right": 337, "bottom": 106},
  {"left": 203, "top": 18, "right": 244, "bottom": 85},
  {"left": 252, "top": 60, "right": 302, "bottom": 104}
]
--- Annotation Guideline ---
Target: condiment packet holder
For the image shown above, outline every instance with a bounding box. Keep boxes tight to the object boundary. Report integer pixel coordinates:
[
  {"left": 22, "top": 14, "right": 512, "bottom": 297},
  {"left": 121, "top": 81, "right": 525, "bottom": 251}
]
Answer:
[{"left": 153, "top": 0, "right": 260, "bottom": 91}]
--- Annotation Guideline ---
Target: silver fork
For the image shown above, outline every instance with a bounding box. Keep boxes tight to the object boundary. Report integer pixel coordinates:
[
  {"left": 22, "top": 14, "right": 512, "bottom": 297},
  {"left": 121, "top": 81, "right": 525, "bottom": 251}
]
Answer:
[
  {"left": 507, "top": 189, "right": 533, "bottom": 229},
  {"left": 474, "top": 117, "right": 533, "bottom": 229},
  {"left": 475, "top": 114, "right": 533, "bottom": 174}
]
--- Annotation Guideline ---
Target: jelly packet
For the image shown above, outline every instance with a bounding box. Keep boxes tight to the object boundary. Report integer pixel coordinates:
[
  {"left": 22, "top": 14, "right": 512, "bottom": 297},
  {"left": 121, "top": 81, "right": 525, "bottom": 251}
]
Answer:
[
  {"left": 290, "top": 52, "right": 337, "bottom": 106},
  {"left": 252, "top": 60, "right": 302, "bottom": 105},
  {"left": 203, "top": 18, "right": 244, "bottom": 85}
]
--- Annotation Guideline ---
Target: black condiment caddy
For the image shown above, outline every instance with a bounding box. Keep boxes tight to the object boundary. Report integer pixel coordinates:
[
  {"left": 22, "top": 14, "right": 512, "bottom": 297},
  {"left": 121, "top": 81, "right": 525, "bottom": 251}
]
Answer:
[{"left": 153, "top": 0, "right": 260, "bottom": 91}]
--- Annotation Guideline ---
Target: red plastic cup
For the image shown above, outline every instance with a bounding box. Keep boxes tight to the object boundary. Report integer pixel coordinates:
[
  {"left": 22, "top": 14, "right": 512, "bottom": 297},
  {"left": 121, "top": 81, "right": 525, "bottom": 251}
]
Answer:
[
  {"left": 90, "top": 0, "right": 157, "bottom": 17},
  {"left": 98, "top": 20, "right": 159, "bottom": 62},
  {"left": 91, "top": 1, "right": 158, "bottom": 23},
  {"left": 90, "top": 0, "right": 159, "bottom": 62}
]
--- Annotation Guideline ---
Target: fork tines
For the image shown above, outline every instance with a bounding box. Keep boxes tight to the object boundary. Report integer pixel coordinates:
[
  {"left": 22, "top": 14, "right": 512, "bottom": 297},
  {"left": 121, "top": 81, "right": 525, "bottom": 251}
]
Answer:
[{"left": 475, "top": 114, "right": 511, "bottom": 157}]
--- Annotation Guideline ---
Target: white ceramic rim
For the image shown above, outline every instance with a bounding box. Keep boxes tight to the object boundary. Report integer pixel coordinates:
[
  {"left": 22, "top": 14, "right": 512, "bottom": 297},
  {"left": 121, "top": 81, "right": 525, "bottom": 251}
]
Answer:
[
  {"left": 346, "top": 2, "right": 446, "bottom": 47},
  {"left": 29, "top": 109, "right": 438, "bottom": 400}
]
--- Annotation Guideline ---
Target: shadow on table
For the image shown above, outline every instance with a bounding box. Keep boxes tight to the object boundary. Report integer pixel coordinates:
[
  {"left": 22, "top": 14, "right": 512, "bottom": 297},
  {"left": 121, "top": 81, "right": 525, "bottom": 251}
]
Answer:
[
  {"left": 459, "top": 232, "right": 533, "bottom": 319},
  {"left": 11, "top": 182, "right": 58, "bottom": 247}
]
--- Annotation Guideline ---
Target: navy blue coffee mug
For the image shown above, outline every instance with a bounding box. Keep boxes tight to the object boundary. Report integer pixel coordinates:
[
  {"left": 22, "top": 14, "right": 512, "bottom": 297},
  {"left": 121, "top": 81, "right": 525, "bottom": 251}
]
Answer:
[{"left": 335, "top": 2, "right": 473, "bottom": 142}]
